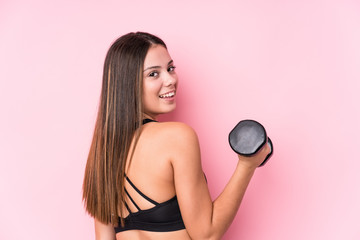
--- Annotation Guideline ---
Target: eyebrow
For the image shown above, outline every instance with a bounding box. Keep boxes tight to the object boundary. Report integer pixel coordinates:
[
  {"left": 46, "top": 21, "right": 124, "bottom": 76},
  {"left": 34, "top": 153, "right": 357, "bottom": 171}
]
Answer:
[{"left": 143, "top": 60, "right": 174, "bottom": 72}]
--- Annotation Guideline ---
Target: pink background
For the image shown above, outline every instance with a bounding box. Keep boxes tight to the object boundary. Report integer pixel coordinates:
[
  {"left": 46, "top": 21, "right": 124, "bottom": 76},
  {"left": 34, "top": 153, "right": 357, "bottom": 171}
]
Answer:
[{"left": 1, "top": 0, "right": 360, "bottom": 239}]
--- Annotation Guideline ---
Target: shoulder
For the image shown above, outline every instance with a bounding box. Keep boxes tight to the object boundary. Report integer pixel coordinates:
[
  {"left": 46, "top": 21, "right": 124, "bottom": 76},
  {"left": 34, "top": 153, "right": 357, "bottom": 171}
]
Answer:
[
  {"left": 159, "top": 122, "right": 201, "bottom": 164},
  {"left": 144, "top": 121, "right": 200, "bottom": 154},
  {"left": 155, "top": 121, "right": 198, "bottom": 143}
]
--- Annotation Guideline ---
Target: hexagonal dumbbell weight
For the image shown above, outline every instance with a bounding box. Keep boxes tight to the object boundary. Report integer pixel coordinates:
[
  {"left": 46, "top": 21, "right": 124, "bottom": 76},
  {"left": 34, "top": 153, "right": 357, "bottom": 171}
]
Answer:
[{"left": 229, "top": 120, "right": 273, "bottom": 167}]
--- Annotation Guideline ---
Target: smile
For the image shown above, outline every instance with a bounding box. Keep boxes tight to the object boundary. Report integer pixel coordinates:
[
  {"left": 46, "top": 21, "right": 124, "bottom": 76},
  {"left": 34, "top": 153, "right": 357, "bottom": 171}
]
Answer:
[{"left": 159, "top": 91, "right": 175, "bottom": 98}]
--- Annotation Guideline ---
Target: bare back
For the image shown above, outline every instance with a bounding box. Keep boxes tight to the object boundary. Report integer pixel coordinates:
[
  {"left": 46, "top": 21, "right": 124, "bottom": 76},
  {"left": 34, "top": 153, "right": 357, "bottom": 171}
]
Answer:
[{"left": 116, "top": 121, "right": 191, "bottom": 240}]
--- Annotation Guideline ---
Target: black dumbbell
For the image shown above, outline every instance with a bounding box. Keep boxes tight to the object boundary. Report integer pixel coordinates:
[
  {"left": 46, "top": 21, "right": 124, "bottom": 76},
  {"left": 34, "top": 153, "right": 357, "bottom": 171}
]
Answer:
[{"left": 229, "top": 120, "right": 273, "bottom": 167}]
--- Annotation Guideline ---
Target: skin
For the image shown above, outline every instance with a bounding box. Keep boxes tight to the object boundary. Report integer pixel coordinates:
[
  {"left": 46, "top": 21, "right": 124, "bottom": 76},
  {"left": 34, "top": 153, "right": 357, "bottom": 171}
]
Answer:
[
  {"left": 141, "top": 45, "right": 178, "bottom": 119},
  {"left": 95, "top": 44, "right": 270, "bottom": 240}
]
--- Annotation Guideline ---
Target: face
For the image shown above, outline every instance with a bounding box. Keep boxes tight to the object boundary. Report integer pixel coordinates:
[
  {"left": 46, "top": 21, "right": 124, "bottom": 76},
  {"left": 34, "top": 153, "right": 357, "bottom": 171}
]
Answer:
[{"left": 142, "top": 44, "right": 178, "bottom": 119}]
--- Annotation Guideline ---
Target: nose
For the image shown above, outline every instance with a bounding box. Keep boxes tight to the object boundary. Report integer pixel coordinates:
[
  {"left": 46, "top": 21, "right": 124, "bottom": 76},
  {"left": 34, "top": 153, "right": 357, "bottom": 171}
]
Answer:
[{"left": 164, "top": 72, "right": 177, "bottom": 87}]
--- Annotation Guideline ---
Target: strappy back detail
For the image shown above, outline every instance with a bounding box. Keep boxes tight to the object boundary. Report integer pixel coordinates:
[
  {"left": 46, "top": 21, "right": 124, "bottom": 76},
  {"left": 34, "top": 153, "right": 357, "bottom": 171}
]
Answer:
[
  {"left": 115, "top": 176, "right": 185, "bottom": 233},
  {"left": 125, "top": 176, "right": 159, "bottom": 208},
  {"left": 114, "top": 119, "right": 185, "bottom": 233}
]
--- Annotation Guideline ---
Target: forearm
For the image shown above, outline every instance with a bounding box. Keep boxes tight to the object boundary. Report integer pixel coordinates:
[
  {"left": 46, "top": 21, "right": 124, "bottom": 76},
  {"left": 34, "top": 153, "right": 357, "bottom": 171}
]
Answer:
[{"left": 210, "top": 162, "right": 256, "bottom": 239}]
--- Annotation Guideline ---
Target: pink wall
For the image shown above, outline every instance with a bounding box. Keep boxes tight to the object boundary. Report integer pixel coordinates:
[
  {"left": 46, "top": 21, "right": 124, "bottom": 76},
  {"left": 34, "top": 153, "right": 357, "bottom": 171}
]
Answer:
[{"left": 1, "top": 0, "right": 359, "bottom": 239}]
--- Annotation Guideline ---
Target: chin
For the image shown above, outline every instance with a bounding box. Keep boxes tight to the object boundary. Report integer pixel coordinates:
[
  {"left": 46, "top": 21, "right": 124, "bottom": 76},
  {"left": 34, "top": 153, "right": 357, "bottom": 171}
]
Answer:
[
  {"left": 166, "top": 103, "right": 177, "bottom": 113},
  {"left": 158, "top": 105, "right": 177, "bottom": 115}
]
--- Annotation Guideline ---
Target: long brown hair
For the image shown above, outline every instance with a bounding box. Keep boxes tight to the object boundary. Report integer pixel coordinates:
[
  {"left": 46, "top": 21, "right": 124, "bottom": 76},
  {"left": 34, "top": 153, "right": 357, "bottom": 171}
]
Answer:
[{"left": 82, "top": 32, "right": 167, "bottom": 226}]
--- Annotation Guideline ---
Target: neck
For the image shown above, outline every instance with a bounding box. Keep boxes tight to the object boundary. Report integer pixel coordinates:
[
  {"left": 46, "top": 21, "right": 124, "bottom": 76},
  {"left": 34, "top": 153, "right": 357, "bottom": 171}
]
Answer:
[{"left": 143, "top": 113, "right": 158, "bottom": 121}]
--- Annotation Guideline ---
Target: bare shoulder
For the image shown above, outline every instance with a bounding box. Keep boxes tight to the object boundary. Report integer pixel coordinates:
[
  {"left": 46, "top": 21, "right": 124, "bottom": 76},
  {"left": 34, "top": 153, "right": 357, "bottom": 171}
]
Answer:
[
  {"left": 154, "top": 121, "right": 198, "bottom": 143},
  {"left": 142, "top": 121, "right": 199, "bottom": 154},
  {"left": 152, "top": 122, "right": 201, "bottom": 165}
]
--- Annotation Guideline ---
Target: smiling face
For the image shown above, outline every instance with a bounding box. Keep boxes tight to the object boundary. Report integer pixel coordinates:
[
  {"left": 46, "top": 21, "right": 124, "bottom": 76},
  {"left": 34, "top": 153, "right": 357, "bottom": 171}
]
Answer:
[{"left": 142, "top": 44, "right": 178, "bottom": 119}]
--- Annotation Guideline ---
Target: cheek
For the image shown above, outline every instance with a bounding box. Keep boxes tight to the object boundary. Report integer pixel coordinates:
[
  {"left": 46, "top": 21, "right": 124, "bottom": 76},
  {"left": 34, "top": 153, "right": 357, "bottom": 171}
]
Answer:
[
  {"left": 143, "top": 81, "right": 161, "bottom": 99},
  {"left": 174, "top": 74, "right": 179, "bottom": 86}
]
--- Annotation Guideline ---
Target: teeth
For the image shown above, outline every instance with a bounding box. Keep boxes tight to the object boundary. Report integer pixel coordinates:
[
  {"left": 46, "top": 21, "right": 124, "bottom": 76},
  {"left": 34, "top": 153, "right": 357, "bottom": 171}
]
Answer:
[{"left": 159, "top": 91, "right": 175, "bottom": 98}]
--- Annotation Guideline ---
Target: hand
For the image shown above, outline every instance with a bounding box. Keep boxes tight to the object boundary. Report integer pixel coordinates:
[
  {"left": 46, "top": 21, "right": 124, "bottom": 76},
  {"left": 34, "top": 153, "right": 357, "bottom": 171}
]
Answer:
[{"left": 237, "top": 142, "right": 271, "bottom": 170}]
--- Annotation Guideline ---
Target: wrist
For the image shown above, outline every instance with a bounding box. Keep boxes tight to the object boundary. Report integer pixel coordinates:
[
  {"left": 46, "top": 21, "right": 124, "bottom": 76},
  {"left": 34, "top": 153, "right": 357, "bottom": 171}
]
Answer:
[{"left": 236, "top": 159, "right": 258, "bottom": 173}]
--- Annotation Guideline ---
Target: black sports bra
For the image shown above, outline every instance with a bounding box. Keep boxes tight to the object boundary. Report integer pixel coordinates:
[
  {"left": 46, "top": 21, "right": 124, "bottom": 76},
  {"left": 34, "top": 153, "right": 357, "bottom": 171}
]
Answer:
[{"left": 114, "top": 119, "right": 185, "bottom": 233}]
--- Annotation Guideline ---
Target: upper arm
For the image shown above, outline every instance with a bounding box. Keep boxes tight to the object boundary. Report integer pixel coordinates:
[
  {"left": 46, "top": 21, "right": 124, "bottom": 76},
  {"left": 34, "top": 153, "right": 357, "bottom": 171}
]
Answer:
[
  {"left": 165, "top": 123, "right": 214, "bottom": 239},
  {"left": 94, "top": 218, "right": 116, "bottom": 240}
]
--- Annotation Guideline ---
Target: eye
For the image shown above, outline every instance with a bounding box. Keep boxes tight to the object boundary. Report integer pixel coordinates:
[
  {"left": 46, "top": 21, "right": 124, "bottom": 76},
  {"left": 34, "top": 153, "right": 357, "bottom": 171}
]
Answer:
[
  {"left": 148, "top": 71, "right": 159, "bottom": 77},
  {"left": 168, "top": 66, "right": 176, "bottom": 72}
]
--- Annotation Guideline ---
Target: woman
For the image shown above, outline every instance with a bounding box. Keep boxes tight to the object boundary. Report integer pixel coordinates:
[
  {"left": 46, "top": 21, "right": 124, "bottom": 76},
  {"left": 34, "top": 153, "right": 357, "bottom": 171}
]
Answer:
[{"left": 83, "top": 32, "right": 270, "bottom": 240}]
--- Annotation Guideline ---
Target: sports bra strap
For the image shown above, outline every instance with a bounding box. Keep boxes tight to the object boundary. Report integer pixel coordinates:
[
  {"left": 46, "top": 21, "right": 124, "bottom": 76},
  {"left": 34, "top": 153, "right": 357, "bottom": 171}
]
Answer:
[
  {"left": 124, "top": 202, "right": 132, "bottom": 213},
  {"left": 124, "top": 188, "right": 141, "bottom": 211},
  {"left": 125, "top": 177, "right": 159, "bottom": 206},
  {"left": 142, "top": 118, "right": 157, "bottom": 124},
  {"left": 123, "top": 119, "right": 159, "bottom": 210}
]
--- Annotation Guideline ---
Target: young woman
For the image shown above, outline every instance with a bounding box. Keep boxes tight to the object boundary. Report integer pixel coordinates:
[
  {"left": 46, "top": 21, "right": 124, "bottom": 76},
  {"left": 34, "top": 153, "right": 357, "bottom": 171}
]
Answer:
[{"left": 82, "top": 32, "right": 270, "bottom": 240}]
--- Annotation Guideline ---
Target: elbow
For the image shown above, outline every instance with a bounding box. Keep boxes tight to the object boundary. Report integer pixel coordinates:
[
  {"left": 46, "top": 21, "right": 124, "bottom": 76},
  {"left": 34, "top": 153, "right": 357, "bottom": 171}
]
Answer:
[
  {"left": 200, "top": 235, "right": 222, "bottom": 240},
  {"left": 193, "top": 228, "right": 222, "bottom": 240}
]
